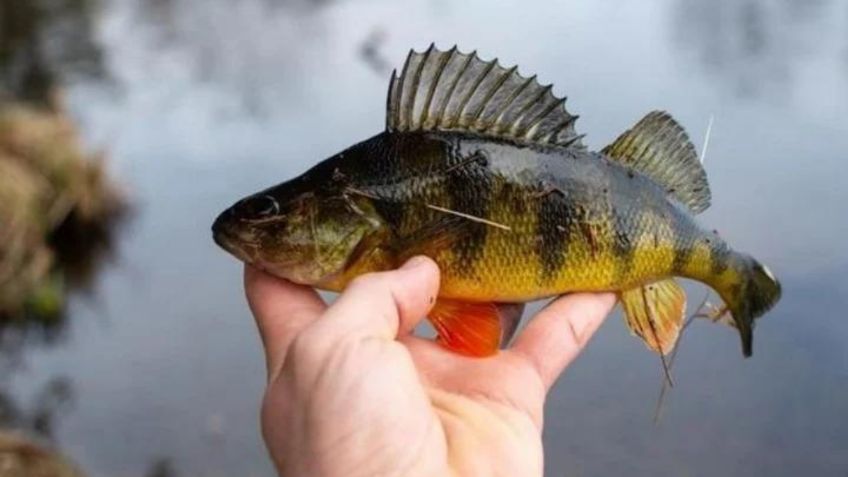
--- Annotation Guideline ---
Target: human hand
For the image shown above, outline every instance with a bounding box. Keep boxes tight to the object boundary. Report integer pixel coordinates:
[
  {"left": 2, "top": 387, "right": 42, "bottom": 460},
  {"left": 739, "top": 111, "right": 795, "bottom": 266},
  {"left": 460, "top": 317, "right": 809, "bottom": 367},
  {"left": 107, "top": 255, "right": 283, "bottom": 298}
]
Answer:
[{"left": 245, "top": 256, "right": 615, "bottom": 477}]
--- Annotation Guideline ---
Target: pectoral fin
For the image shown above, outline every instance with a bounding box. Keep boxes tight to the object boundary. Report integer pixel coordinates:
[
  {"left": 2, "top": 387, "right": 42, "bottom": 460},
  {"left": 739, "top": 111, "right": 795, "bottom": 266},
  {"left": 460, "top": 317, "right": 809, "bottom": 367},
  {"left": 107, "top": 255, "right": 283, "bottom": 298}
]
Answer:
[
  {"left": 428, "top": 299, "right": 524, "bottom": 357},
  {"left": 619, "top": 279, "right": 687, "bottom": 355}
]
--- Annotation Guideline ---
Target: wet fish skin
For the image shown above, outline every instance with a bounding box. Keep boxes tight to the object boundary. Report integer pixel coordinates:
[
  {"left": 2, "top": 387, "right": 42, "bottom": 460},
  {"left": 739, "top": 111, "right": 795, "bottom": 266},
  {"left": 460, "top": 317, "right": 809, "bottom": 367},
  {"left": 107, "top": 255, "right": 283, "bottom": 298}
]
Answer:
[
  {"left": 212, "top": 45, "right": 781, "bottom": 358},
  {"left": 300, "top": 131, "right": 721, "bottom": 301}
]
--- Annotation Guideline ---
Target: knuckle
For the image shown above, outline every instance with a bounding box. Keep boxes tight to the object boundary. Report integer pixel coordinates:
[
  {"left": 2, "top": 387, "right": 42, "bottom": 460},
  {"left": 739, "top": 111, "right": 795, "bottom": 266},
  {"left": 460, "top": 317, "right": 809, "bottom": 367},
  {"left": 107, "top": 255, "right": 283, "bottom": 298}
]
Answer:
[{"left": 286, "top": 328, "right": 321, "bottom": 363}]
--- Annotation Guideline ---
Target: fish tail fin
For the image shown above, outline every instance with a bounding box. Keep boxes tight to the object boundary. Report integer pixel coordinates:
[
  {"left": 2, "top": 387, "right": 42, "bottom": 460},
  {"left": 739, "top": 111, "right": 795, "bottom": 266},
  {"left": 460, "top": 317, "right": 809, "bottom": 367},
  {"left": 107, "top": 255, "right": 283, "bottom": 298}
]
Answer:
[{"left": 714, "top": 254, "right": 782, "bottom": 357}]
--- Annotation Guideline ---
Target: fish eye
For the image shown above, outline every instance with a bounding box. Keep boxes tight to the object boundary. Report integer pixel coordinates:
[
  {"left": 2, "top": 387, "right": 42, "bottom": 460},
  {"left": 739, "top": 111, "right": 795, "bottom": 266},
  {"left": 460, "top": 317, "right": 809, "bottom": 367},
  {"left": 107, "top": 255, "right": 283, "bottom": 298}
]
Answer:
[{"left": 244, "top": 195, "right": 279, "bottom": 218}]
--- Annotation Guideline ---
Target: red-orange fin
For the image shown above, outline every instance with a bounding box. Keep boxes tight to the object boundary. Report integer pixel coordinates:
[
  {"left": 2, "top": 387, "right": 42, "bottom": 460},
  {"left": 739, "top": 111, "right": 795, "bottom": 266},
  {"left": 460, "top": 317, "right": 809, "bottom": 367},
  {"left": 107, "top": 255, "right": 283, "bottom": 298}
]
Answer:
[{"left": 428, "top": 299, "right": 507, "bottom": 357}]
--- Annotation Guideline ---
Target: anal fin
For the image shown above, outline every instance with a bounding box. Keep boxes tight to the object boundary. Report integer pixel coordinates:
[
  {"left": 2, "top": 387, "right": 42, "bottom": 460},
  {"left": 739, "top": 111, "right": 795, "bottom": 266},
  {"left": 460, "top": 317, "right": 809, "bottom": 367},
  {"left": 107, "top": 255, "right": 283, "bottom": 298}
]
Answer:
[
  {"left": 619, "top": 279, "right": 687, "bottom": 356},
  {"left": 428, "top": 299, "right": 524, "bottom": 357}
]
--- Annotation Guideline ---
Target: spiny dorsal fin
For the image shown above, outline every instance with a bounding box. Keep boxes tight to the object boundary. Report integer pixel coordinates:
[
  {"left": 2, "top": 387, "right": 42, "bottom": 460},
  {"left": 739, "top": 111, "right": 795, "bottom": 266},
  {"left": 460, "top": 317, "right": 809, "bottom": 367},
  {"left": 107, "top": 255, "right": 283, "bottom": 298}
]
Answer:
[
  {"left": 603, "top": 111, "right": 711, "bottom": 214},
  {"left": 387, "top": 44, "right": 585, "bottom": 149},
  {"left": 619, "top": 278, "right": 687, "bottom": 356}
]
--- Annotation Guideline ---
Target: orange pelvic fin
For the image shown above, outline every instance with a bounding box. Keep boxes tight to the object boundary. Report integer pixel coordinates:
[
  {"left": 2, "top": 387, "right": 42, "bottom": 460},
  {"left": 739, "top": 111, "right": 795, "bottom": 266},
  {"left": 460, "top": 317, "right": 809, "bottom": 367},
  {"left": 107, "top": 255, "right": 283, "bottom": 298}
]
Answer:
[{"left": 428, "top": 299, "right": 524, "bottom": 357}]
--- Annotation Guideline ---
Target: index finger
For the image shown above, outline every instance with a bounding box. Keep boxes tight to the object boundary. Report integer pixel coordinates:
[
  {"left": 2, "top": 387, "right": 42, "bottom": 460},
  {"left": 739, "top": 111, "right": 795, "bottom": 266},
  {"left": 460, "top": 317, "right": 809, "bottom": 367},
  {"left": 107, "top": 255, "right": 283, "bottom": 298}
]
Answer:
[{"left": 244, "top": 265, "right": 327, "bottom": 378}]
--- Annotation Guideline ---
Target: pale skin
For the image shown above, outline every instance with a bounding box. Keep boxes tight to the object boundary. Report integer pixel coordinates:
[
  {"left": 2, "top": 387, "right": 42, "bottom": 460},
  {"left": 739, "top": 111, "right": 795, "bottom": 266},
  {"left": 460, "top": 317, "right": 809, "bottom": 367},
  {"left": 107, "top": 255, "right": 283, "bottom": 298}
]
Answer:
[{"left": 244, "top": 256, "right": 615, "bottom": 477}]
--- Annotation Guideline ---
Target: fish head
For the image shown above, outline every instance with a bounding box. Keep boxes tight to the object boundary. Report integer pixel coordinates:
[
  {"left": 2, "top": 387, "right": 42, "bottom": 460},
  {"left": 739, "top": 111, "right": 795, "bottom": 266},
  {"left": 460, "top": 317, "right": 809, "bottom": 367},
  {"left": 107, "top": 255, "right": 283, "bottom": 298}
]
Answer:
[{"left": 212, "top": 177, "right": 385, "bottom": 285}]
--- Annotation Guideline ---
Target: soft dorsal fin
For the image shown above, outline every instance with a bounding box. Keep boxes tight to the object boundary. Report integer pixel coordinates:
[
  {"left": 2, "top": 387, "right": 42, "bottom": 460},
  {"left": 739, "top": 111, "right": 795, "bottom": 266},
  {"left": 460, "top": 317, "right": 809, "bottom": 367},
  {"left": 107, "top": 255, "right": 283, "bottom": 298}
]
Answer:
[
  {"left": 603, "top": 111, "right": 711, "bottom": 214},
  {"left": 386, "top": 44, "right": 585, "bottom": 149}
]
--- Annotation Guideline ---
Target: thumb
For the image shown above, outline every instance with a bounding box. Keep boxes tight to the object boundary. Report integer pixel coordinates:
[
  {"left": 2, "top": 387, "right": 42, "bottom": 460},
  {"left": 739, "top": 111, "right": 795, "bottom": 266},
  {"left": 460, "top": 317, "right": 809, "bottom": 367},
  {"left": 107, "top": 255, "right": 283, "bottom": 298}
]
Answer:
[{"left": 316, "top": 256, "right": 441, "bottom": 343}]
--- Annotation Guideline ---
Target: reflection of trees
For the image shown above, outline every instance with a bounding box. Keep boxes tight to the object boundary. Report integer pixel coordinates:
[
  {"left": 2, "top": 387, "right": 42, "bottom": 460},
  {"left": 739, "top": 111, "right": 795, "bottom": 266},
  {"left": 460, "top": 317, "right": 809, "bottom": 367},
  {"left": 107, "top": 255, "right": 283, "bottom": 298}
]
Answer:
[
  {"left": 0, "top": 377, "right": 73, "bottom": 442},
  {"left": 359, "top": 28, "right": 391, "bottom": 76},
  {"left": 0, "top": 0, "right": 121, "bottom": 361},
  {"left": 145, "top": 458, "right": 179, "bottom": 477},
  {"left": 671, "top": 0, "right": 836, "bottom": 97},
  {"left": 0, "top": 5, "right": 123, "bottom": 476},
  {"left": 0, "top": 0, "right": 104, "bottom": 105},
  {"left": 124, "top": 0, "right": 335, "bottom": 116}
]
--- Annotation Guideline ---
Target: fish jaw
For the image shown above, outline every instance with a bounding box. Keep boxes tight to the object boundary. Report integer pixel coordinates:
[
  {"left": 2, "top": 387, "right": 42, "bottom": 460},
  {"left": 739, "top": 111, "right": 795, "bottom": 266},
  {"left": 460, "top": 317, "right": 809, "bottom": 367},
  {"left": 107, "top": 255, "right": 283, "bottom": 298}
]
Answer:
[
  {"left": 212, "top": 208, "right": 261, "bottom": 265},
  {"left": 213, "top": 210, "right": 320, "bottom": 283}
]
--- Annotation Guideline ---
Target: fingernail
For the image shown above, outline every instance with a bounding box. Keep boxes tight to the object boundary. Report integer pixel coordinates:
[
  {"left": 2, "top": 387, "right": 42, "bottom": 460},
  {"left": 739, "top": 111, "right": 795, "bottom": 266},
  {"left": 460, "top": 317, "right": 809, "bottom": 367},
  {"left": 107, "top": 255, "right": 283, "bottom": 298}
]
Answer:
[{"left": 401, "top": 255, "right": 430, "bottom": 270}]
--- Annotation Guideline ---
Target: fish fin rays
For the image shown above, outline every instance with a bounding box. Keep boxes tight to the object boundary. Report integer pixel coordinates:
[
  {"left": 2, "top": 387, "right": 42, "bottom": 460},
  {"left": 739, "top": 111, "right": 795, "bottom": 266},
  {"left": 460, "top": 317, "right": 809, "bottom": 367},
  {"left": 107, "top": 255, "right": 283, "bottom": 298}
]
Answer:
[
  {"left": 428, "top": 299, "right": 525, "bottom": 356},
  {"left": 619, "top": 279, "right": 687, "bottom": 356},
  {"left": 496, "top": 302, "right": 525, "bottom": 347},
  {"left": 386, "top": 44, "right": 585, "bottom": 150},
  {"left": 603, "top": 111, "right": 711, "bottom": 214}
]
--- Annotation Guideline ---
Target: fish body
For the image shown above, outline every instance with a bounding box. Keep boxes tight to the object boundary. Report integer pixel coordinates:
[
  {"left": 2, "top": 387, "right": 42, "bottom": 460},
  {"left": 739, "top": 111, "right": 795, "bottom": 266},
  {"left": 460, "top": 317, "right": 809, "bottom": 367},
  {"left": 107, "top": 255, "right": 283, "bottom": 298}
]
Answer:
[
  {"left": 213, "top": 46, "right": 781, "bottom": 358},
  {"left": 311, "top": 131, "right": 708, "bottom": 300}
]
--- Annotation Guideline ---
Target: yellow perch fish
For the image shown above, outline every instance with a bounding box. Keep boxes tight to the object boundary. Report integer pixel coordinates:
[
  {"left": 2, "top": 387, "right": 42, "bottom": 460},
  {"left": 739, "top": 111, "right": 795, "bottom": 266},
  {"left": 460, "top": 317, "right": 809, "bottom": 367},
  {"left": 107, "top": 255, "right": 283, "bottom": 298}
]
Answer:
[{"left": 212, "top": 45, "right": 781, "bottom": 357}]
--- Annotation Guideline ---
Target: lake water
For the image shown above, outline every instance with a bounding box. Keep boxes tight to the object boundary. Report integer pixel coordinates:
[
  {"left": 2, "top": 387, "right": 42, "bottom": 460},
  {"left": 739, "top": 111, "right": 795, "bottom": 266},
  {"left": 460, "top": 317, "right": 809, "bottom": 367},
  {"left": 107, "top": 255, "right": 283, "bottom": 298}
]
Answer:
[{"left": 3, "top": 0, "right": 848, "bottom": 475}]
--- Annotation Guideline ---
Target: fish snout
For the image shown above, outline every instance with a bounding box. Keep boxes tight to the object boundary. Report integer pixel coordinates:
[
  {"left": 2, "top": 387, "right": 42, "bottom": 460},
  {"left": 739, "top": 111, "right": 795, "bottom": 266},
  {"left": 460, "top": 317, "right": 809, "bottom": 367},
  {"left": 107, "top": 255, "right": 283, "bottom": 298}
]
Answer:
[{"left": 212, "top": 206, "right": 259, "bottom": 263}]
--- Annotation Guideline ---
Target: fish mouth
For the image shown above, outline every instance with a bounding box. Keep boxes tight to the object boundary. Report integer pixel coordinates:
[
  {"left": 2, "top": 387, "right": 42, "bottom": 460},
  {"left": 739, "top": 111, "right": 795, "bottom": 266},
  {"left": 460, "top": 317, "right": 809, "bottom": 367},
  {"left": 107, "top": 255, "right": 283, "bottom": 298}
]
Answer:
[{"left": 212, "top": 212, "right": 258, "bottom": 264}]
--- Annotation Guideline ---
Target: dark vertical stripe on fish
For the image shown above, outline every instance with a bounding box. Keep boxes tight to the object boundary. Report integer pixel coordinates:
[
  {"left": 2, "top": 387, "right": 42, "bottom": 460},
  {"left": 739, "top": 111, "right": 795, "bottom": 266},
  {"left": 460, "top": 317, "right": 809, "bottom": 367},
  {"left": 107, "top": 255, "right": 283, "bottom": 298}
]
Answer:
[
  {"left": 710, "top": 240, "right": 731, "bottom": 275},
  {"left": 671, "top": 233, "right": 693, "bottom": 274},
  {"left": 372, "top": 198, "right": 406, "bottom": 230},
  {"left": 536, "top": 189, "right": 568, "bottom": 282},
  {"left": 446, "top": 152, "right": 492, "bottom": 277},
  {"left": 612, "top": 208, "right": 636, "bottom": 282}
]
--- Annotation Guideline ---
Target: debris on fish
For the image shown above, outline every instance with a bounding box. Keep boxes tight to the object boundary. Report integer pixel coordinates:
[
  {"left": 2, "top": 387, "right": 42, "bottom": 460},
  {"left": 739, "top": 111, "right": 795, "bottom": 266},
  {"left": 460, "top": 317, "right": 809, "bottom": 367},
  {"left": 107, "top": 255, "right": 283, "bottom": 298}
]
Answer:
[{"left": 212, "top": 45, "right": 781, "bottom": 358}]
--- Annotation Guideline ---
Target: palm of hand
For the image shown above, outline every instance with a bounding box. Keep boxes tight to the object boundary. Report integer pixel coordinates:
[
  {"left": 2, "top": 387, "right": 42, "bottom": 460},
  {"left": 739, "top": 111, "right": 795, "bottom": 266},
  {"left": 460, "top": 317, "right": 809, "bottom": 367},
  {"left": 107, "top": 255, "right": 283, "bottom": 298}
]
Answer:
[{"left": 247, "top": 258, "right": 614, "bottom": 477}]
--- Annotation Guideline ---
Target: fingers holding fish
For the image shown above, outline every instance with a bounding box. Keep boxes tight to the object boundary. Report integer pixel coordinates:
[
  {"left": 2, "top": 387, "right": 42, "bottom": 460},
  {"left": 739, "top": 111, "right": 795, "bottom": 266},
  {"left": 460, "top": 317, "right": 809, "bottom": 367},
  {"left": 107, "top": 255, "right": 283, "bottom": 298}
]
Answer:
[
  {"left": 510, "top": 293, "right": 616, "bottom": 391},
  {"left": 315, "top": 256, "right": 441, "bottom": 343},
  {"left": 244, "top": 265, "right": 328, "bottom": 381}
]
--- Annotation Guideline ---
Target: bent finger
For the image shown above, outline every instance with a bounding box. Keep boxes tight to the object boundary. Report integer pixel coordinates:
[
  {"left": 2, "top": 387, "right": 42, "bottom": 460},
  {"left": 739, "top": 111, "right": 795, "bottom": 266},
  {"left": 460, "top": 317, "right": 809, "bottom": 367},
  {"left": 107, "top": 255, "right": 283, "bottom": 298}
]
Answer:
[
  {"left": 317, "top": 256, "right": 440, "bottom": 342},
  {"left": 510, "top": 292, "right": 616, "bottom": 391},
  {"left": 244, "top": 265, "right": 327, "bottom": 377}
]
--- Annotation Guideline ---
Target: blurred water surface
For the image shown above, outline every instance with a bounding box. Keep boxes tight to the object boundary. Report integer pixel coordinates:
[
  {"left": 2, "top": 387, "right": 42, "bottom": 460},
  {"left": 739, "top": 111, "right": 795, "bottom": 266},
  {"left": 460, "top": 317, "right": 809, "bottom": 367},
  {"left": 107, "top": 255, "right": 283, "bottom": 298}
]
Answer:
[{"left": 2, "top": 0, "right": 848, "bottom": 475}]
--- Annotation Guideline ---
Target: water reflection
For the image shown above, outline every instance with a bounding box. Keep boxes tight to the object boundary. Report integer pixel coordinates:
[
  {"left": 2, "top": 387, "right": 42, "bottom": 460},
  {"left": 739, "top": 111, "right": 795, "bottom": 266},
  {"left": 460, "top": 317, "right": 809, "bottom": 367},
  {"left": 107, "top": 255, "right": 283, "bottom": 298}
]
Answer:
[
  {"left": 672, "top": 0, "right": 846, "bottom": 97},
  {"left": 144, "top": 458, "right": 179, "bottom": 477},
  {"left": 0, "top": 0, "right": 104, "bottom": 105},
  {"left": 0, "top": 377, "right": 73, "bottom": 441},
  {"left": 359, "top": 28, "right": 392, "bottom": 76},
  {"left": 116, "top": 0, "right": 336, "bottom": 116},
  {"left": 0, "top": 374, "right": 84, "bottom": 475},
  {"left": 0, "top": 1, "right": 127, "bottom": 475}
]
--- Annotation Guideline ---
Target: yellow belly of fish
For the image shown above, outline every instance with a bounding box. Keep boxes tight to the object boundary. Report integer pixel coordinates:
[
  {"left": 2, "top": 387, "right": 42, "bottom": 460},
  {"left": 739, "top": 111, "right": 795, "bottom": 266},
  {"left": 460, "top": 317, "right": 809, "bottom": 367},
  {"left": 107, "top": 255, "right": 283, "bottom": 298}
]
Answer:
[{"left": 435, "top": 226, "right": 680, "bottom": 302}]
